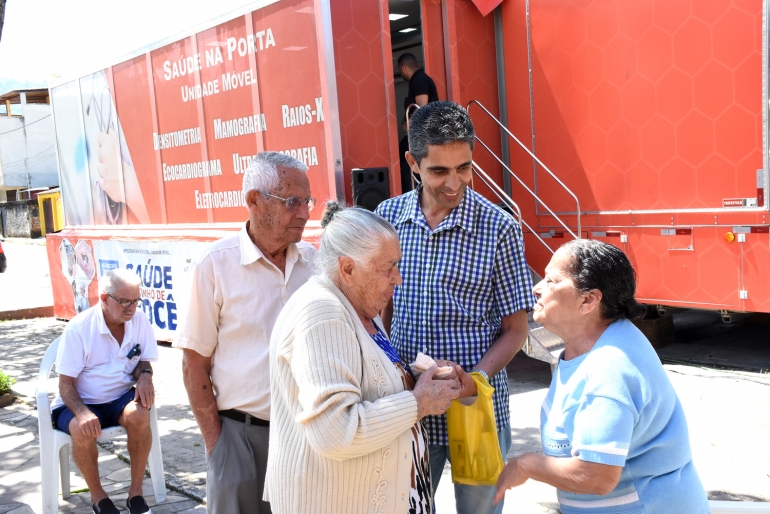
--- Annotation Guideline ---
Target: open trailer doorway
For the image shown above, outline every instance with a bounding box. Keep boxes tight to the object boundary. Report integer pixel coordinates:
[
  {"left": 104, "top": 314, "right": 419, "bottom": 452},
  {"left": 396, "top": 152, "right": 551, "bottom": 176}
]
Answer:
[
  {"left": 389, "top": 0, "right": 424, "bottom": 140},
  {"left": 389, "top": 0, "right": 425, "bottom": 194}
]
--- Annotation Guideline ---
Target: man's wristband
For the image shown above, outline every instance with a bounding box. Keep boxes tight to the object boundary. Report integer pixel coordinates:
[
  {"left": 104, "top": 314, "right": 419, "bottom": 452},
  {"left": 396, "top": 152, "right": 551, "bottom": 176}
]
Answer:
[
  {"left": 472, "top": 369, "right": 489, "bottom": 382},
  {"left": 139, "top": 369, "right": 153, "bottom": 376}
]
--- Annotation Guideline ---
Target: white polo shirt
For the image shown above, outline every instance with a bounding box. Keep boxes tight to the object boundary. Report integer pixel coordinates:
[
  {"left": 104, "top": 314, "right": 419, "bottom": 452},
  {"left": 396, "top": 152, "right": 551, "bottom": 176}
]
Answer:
[
  {"left": 173, "top": 223, "right": 318, "bottom": 420},
  {"left": 51, "top": 303, "right": 159, "bottom": 410}
]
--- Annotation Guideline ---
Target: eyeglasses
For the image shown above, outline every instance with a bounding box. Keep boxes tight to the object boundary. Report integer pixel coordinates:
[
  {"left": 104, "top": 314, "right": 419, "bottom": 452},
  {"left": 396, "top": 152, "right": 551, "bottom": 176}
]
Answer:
[
  {"left": 108, "top": 294, "right": 142, "bottom": 308},
  {"left": 259, "top": 191, "right": 316, "bottom": 212}
]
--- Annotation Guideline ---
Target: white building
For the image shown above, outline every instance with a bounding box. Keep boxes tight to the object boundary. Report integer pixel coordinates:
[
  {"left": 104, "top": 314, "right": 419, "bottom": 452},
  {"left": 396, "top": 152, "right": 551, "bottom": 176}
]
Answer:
[{"left": 0, "top": 89, "right": 59, "bottom": 202}]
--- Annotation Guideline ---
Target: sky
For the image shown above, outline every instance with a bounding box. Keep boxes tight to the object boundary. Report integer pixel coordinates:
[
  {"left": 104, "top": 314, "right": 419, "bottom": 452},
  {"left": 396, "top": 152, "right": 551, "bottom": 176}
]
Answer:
[{"left": 0, "top": 0, "right": 259, "bottom": 93}]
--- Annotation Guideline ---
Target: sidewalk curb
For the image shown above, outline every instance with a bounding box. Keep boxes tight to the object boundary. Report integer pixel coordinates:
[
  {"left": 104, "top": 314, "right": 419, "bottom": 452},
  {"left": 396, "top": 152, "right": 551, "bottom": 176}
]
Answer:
[
  {"left": 0, "top": 306, "right": 54, "bottom": 321},
  {"left": 10, "top": 394, "right": 207, "bottom": 506},
  {"left": 0, "top": 237, "right": 47, "bottom": 246}
]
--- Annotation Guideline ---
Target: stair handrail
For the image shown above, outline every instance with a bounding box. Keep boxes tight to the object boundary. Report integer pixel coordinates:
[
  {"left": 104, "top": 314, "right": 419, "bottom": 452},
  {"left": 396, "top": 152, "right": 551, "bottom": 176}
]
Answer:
[
  {"left": 474, "top": 134, "right": 578, "bottom": 240},
  {"left": 404, "top": 103, "right": 421, "bottom": 189},
  {"left": 472, "top": 162, "right": 555, "bottom": 254},
  {"left": 471, "top": 162, "right": 523, "bottom": 222},
  {"left": 466, "top": 99, "right": 581, "bottom": 239}
]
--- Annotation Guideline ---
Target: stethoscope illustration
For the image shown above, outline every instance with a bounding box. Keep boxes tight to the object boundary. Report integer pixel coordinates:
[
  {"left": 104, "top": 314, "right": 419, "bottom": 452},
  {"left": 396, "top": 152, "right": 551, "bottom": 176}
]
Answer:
[{"left": 85, "top": 73, "right": 123, "bottom": 225}]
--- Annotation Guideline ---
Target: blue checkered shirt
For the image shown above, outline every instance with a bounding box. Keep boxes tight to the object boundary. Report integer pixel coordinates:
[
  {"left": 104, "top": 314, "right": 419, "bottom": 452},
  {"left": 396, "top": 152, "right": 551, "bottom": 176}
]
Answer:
[{"left": 376, "top": 187, "right": 536, "bottom": 446}]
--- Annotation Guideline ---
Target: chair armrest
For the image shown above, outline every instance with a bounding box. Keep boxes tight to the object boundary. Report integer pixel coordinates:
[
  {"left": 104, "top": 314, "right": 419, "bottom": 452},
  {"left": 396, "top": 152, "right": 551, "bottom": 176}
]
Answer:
[
  {"left": 37, "top": 337, "right": 62, "bottom": 434},
  {"left": 37, "top": 391, "right": 53, "bottom": 429}
]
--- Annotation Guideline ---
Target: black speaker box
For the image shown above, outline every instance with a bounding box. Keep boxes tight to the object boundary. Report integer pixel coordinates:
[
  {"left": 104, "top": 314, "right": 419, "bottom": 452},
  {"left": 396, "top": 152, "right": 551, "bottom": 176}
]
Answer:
[{"left": 352, "top": 167, "right": 390, "bottom": 211}]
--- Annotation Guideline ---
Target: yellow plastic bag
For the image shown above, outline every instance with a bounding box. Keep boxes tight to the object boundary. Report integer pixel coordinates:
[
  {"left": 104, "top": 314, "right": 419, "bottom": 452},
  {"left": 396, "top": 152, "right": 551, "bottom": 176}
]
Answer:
[{"left": 446, "top": 372, "right": 504, "bottom": 486}]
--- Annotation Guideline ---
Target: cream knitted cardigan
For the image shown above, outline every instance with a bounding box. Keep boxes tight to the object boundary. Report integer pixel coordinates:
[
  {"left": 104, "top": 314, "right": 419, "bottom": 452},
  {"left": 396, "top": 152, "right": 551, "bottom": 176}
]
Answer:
[{"left": 265, "top": 274, "right": 420, "bottom": 514}]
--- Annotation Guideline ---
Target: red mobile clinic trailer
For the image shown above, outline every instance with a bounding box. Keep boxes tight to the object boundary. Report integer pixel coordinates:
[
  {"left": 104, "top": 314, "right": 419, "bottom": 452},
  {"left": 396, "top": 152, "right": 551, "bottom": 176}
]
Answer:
[{"left": 47, "top": 0, "right": 770, "bottom": 344}]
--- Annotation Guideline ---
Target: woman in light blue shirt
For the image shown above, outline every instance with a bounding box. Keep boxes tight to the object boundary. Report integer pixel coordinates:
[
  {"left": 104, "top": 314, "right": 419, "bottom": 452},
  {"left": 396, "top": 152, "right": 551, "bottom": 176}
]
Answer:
[{"left": 495, "top": 240, "right": 708, "bottom": 513}]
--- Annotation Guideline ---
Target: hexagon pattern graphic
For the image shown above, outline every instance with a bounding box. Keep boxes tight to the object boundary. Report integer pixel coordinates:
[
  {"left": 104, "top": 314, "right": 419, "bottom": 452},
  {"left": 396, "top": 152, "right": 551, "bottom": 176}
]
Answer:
[
  {"left": 454, "top": 0, "right": 505, "bottom": 198},
  {"left": 331, "top": 0, "right": 397, "bottom": 201},
  {"left": 528, "top": 0, "right": 762, "bottom": 212}
]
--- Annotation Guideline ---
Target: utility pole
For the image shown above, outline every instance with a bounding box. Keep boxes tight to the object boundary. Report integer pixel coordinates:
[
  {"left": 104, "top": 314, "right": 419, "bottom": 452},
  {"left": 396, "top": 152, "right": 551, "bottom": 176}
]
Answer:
[
  {"left": 22, "top": 93, "right": 29, "bottom": 199},
  {"left": 0, "top": 0, "right": 6, "bottom": 43}
]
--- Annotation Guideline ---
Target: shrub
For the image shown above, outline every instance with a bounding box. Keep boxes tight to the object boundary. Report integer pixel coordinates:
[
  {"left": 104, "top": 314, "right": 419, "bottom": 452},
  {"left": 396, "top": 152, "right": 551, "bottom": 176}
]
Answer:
[{"left": 0, "top": 370, "right": 16, "bottom": 396}]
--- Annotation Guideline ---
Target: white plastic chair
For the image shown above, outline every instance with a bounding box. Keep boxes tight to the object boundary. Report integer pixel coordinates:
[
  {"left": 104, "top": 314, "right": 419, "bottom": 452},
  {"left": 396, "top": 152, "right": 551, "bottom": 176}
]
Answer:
[{"left": 36, "top": 337, "right": 167, "bottom": 514}]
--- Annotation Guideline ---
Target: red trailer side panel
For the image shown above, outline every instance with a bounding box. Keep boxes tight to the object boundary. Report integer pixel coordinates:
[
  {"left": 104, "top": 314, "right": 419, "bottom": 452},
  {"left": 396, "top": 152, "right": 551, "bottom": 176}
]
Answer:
[
  {"left": 519, "top": 0, "right": 763, "bottom": 214},
  {"left": 331, "top": 0, "right": 401, "bottom": 199},
  {"left": 500, "top": 0, "right": 769, "bottom": 313}
]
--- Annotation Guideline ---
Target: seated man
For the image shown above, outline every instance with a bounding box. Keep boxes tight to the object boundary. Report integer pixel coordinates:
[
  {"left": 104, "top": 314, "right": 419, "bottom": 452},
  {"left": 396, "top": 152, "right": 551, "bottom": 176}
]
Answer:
[{"left": 50, "top": 268, "right": 158, "bottom": 514}]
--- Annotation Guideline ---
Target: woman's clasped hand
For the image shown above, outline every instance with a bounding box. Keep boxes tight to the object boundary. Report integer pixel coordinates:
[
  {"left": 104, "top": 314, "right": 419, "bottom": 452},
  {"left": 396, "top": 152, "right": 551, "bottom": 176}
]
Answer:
[{"left": 412, "top": 364, "right": 461, "bottom": 418}]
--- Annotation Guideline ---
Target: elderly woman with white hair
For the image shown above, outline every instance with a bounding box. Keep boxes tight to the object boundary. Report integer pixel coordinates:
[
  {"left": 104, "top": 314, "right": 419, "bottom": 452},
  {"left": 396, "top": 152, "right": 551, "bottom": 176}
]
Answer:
[{"left": 265, "top": 202, "right": 463, "bottom": 514}]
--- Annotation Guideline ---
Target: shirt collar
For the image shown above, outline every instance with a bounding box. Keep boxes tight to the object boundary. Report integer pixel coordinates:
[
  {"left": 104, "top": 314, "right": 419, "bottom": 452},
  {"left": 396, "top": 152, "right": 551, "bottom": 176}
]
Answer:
[
  {"left": 239, "top": 223, "right": 263, "bottom": 265},
  {"left": 97, "top": 304, "right": 111, "bottom": 335},
  {"left": 409, "top": 68, "right": 424, "bottom": 86},
  {"left": 295, "top": 243, "right": 315, "bottom": 263},
  {"left": 239, "top": 221, "right": 310, "bottom": 266},
  {"left": 443, "top": 188, "right": 478, "bottom": 234},
  {"left": 97, "top": 303, "right": 133, "bottom": 344},
  {"left": 393, "top": 188, "right": 423, "bottom": 227},
  {"left": 394, "top": 185, "right": 478, "bottom": 235}
]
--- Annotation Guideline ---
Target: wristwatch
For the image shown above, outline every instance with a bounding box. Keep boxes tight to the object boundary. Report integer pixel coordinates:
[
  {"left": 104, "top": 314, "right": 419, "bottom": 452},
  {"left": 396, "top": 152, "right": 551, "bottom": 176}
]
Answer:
[{"left": 472, "top": 369, "right": 489, "bottom": 382}]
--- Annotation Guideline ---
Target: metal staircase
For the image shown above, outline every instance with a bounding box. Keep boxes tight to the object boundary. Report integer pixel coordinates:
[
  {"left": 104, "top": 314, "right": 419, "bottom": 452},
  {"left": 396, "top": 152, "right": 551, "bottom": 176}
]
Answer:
[
  {"left": 466, "top": 100, "right": 580, "bottom": 370},
  {"left": 466, "top": 100, "right": 582, "bottom": 250},
  {"left": 524, "top": 268, "right": 564, "bottom": 372}
]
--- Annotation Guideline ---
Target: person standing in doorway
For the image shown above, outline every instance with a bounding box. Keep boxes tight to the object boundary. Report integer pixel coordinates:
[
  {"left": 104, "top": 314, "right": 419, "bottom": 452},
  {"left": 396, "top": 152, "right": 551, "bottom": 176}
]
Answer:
[
  {"left": 398, "top": 52, "right": 439, "bottom": 194},
  {"left": 174, "top": 152, "right": 318, "bottom": 514},
  {"left": 398, "top": 52, "right": 439, "bottom": 112},
  {"left": 376, "top": 101, "right": 535, "bottom": 514},
  {"left": 399, "top": 113, "right": 421, "bottom": 194}
]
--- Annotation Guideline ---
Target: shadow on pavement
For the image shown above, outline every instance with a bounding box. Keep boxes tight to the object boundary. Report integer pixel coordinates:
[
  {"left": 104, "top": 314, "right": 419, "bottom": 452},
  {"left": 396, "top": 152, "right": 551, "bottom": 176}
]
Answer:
[{"left": 658, "top": 309, "right": 770, "bottom": 372}]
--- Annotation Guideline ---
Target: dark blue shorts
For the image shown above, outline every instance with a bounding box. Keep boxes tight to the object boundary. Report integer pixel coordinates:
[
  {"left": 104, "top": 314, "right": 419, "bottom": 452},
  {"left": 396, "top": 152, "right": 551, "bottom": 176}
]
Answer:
[{"left": 51, "top": 388, "right": 137, "bottom": 435}]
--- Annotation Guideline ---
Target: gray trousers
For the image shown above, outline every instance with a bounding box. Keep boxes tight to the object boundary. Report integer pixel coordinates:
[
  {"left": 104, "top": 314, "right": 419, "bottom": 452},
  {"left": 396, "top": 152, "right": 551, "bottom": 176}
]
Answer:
[{"left": 206, "top": 415, "right": 272, "bottom": 514}]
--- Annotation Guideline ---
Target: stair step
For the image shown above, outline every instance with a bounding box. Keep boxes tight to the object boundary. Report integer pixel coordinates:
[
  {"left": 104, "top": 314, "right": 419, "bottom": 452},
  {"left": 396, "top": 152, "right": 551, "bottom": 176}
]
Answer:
[
  {"left": 529, "top": 326, "right": 565, "bottom": 351},
  {"left": 521, "top": 266, "right": 565, "bottom": 370}
]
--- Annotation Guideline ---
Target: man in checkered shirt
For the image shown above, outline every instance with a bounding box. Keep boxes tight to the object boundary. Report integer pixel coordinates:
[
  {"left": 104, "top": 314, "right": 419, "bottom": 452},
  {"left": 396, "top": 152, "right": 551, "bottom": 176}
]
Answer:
[{"left": 376, "top": 101, "right": 535, "bottom": 514}]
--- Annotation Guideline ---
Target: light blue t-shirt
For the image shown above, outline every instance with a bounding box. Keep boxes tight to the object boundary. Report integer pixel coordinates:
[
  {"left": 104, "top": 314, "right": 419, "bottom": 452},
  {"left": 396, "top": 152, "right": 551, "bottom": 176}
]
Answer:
[{"left": 541, "top": 318, "right": 709, "bottom": 514}]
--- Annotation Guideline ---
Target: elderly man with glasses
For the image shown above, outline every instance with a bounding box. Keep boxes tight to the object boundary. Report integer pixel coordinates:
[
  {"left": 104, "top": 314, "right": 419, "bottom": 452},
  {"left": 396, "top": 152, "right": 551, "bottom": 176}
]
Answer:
[
  {"left": 174, "top": 152, "right": 317, "bottom": 514},
  {"left": 50, "top": 268, "right": 158, "bottom": 514}
]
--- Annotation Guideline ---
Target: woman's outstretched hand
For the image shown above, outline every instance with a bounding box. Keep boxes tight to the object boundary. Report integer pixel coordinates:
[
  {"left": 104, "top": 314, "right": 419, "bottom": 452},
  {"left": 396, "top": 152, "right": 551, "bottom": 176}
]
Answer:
[{"left": 494, "top": 458, "right": 528, "bottom": 504}]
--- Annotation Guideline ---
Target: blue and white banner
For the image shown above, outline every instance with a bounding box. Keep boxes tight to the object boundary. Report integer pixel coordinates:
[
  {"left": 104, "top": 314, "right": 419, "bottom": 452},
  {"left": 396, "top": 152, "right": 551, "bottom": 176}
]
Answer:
[{"left": 93, "top": 240, "right": 210, "bottom": 341}]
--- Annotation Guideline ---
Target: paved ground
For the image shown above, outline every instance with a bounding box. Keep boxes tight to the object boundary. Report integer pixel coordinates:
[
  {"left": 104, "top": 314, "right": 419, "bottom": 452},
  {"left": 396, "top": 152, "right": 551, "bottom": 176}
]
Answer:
[
  {"left": 0, "top": 318, "right": 205, "bottom": 514},
  {"left": 1, "top": 312, "right": 769, "bottom": 513},
  {"left": 487, "top": 347, "right": 770, "bottom": 513},
  {"left": 0, "top": 238, "right": 768, "bottom": 512},
  {"left": 0, "top": 402, "right": 202, "bottom": 514},
  {"left": 0, "top": 238, "right": 52, "bottom": 315},
  {"left": 659, "top": 310, "right": 770, "bottom": 372}
]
